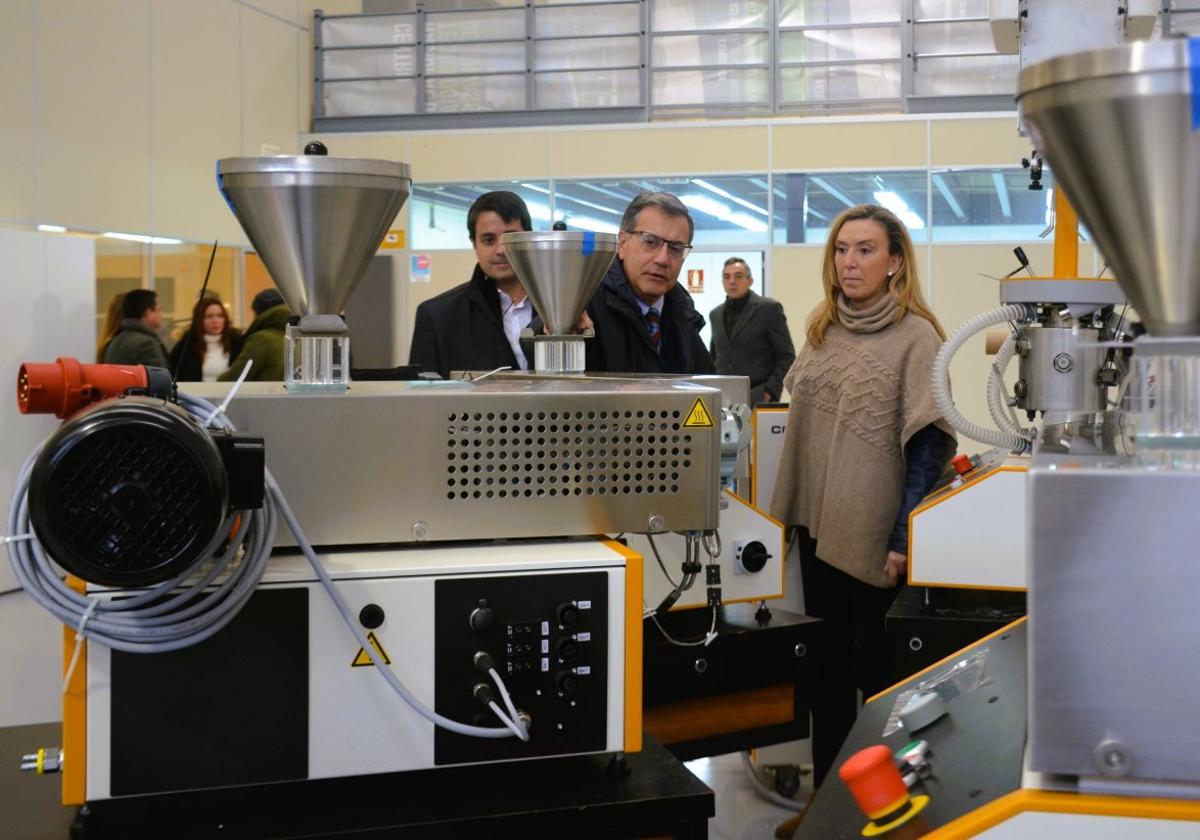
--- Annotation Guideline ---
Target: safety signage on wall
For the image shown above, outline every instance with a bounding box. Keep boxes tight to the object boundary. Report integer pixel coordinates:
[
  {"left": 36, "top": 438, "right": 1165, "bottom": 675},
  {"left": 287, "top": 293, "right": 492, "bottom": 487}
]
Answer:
[
  {"left": 687, "top": 268, "right": 704, "bottom": 293},
  {"left": 411, "top": 253, "right": 432, "bottom": 283}
]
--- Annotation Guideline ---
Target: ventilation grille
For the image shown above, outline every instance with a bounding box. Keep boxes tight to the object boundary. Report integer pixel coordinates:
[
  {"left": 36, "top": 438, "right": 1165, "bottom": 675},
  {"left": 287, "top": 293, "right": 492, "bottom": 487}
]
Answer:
[
  {"left": 52, "top": 428, "right": 207, "bottom": 574},
  {"left": 445, "top": 408, "right": 696, "bottom": 501}
]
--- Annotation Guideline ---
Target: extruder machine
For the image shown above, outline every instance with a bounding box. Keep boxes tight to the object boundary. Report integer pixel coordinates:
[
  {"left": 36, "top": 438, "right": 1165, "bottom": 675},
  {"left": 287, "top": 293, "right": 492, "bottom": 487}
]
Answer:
[
  {"left": 801, "top": 8, "right": 1200, "bottom": 837},
  {"left": 8, "top": 146, "right": 727, "bottom": 810}
]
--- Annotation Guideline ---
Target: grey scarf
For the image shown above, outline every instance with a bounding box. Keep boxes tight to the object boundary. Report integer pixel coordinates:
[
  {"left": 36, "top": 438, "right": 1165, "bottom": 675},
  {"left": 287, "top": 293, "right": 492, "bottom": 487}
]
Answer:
[{"left": 836, "top": 292, "right": 899, "bottom": 334}]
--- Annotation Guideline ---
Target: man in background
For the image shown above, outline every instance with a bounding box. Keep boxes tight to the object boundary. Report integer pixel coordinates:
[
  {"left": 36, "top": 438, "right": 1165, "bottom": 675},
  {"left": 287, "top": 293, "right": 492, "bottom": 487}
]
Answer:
[
  {"left": 709, "top": 257, "right": 794, "bottom": 404},
  {"left": 583, "top": 191, "right": 713, "bottom": 375},
  {"left": 409, "top": 191, "right": 535, "bottom": 378},
  {"left": 102, "top": 289, "right": 169, "bottom": 368},
  {"left": 220, "top": 288, "right": 289, "bottom": 381}
]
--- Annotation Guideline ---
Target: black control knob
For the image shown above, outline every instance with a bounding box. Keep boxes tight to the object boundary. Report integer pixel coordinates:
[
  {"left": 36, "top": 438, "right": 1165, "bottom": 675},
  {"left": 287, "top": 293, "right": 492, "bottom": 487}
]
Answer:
[
  {"left": 358, "top": 604, "right": 385, "bottom": 629},
  {"left": 739, "top": 541, "right": 770, "bottom": 574},
  {"left": 556, "top": 671, "right": 579, "bottom": 695},
  {"left": 303, "top": 140, "right": 328, "bottom": 156},
  {"left": 469, "top": 602, "right": 495, "bottom": 633},
  {"left": 556, "top": 602, "right": 580, "bottom": 628},
  {"left": 556, "top": 638, "right": 580, "bottom": 661}
]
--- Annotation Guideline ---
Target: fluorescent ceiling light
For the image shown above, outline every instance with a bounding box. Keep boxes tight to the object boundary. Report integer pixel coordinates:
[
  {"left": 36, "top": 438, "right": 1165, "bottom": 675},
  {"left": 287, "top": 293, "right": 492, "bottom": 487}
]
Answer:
[
  {"left": 992, "top": 172, "right": 1012, "bottom": 219},
  {"left": 37, "top": 224, "right": 67, "bottom": 233},
  {"left": 872, "top": 191, "right": 925, "bottom": 230},
  {"left": 810, "top": 176, "right": 856, "bottom": 208},
  {"left": 691, "top": 178, "right": 768, "bottom": 217},
  {"left": 102, "top": 231, "right": 183, "bottom": 245},
  {"left": 681, "top": 194, "right": 768, "bottom": 233},
  {"left": 519, "top": 183, "right": 551, "bottom": 195},
  {"left": 556, "top": 193, "right": 621, "bottom": 215},
  {"left": 931, "top": 174, "right": 964, "bottom": 220}
]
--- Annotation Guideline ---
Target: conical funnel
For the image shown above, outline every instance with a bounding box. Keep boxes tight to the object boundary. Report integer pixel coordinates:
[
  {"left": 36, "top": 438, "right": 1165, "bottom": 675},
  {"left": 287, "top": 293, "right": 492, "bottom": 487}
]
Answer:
[
  {"left": 217, "top": 155, "right": 411, "bottom": 319},
  {"left": 1018, "top": 40, "right": 1200, "bottom": 336},
  {"left": 502, "top": 231, "right": 618, "bottom": 334}
]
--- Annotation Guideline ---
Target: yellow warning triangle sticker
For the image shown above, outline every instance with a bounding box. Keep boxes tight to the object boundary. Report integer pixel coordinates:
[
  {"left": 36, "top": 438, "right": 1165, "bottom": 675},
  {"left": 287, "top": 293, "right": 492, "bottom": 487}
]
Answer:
[
  {"left": 682, "top": 397, "right": 715, "bottom": 428},
  {"left": 351, "top": 631, "right": 392, "bottom": 667}
]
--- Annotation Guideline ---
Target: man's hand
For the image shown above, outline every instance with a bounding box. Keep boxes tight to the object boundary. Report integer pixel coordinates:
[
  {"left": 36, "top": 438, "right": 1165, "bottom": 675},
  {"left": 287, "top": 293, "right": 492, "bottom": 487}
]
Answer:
[{"left": 884, "top": 550, "right": 907, "bottom": 586}]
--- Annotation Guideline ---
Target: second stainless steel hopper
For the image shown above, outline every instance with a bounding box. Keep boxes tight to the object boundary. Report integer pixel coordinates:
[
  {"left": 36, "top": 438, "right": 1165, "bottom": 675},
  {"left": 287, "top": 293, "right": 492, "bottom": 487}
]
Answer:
[{"left": 501, "top": 231, "right": 618, "bottom": 373}]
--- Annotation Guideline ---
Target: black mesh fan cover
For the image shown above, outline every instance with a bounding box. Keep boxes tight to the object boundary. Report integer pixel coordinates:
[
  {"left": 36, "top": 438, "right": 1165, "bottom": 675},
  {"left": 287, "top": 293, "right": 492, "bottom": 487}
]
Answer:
[{"left": 28, "top": 397, "right": 229, "bottom": 587}]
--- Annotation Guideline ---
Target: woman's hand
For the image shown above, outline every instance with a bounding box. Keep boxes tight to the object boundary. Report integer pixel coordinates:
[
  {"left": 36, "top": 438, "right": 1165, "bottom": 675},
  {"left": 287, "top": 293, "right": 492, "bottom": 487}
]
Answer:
[{"left": 884, "top": 550, "right": 907, "bottom": 586}]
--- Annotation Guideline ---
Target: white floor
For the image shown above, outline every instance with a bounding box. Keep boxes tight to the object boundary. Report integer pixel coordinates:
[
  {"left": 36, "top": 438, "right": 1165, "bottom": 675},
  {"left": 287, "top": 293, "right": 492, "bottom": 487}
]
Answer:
[{"left": 684, "top": 752, "right": 812, "bottom": 840}]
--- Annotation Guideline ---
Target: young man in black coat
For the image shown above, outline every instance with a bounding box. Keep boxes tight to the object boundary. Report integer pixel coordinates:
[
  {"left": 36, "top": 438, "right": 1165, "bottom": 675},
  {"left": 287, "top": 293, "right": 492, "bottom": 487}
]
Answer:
[
  {"left": 409, "top": 191, "right": 534, "bottom": 379},
  {"left": 583, "top": 192, "right": 714, "bottom": 375}
]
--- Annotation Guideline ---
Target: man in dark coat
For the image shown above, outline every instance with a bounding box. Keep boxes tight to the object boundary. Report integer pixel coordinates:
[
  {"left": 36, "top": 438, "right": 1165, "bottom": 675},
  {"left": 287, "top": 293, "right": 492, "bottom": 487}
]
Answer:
[
  {"left": 709, "top": 257, "right": 795, "bottom": 404},
  {"left": 409, "top": 191, "right": 534, "bottom": 379},
  {"left": 583, "top": 192, "right": 714, "bottom": 375},
  {"left": 219, "top": 289, "right": 289, "bottom": 382},
  {"left": 102, "top": 289, "right": 169, "bottom": 368}
]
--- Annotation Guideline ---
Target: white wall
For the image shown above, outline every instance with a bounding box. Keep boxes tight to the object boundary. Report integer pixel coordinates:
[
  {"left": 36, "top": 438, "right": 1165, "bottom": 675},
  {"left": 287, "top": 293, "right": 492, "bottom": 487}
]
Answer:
[{"left": 0, "top": 229, "right": 96, "bottom": 726}]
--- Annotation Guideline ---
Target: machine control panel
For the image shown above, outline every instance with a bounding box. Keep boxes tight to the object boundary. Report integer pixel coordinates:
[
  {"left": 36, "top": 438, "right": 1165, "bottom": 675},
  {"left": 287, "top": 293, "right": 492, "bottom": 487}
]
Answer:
[{"left": 434, "top": 572, "right": 609, "bottom": 764}]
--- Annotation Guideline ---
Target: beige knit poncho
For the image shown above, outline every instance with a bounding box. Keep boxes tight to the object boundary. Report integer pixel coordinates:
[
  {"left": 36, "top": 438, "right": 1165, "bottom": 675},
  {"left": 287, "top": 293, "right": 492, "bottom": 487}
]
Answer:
[{"left": 769, "top": 298, "right": 956, "bottom": 588}]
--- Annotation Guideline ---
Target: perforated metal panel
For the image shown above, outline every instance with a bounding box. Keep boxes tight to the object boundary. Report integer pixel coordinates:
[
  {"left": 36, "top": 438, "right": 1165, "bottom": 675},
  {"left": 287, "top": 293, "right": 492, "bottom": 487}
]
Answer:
[
  {"left": 206, "top": 378, "right": 722, "bottom": 544},
  {"left": 444, "top": 406, "right": 697, "bottom": 502}
]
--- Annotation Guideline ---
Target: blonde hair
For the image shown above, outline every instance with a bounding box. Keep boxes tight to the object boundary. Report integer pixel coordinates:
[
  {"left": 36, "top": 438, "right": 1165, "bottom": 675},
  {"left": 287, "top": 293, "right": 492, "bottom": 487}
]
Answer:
[
  {"left": 96, "top": 292, "right": 127, "bottom": 362},
  {"left": 805, "top": 204, "right": 946, "bottom": 347}
]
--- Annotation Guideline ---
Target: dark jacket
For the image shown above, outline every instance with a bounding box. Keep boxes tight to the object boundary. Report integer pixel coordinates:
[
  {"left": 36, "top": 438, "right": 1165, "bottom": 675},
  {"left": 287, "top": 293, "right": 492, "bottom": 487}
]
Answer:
[
  {"left": 219, "top": 305, "right": 289, "bottom": 382},
  {"left": 168, "top": 331, "right": 245, "bottom": 382},
  {"left": 583, "top": 261, "right": 715, "bottom": 375},
  {"left": 409, "top": 266, "right": 523, "bottom": 379},
  {"left": 709, "top": 291, "right": 796, "bottom": 404},
  {"left": 102, "top": 319, "right": 169, "bottom": 369}
]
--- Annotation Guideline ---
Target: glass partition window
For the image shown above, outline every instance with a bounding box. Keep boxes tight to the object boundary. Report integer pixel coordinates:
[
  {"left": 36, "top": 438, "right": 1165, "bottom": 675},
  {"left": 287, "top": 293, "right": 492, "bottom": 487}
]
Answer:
[
  {"left": 319, "top": 2, "right": 645, "bottom": 118},
  {"left": 554, "top": 177, "right": 771, "bottom": 246},
  {"left": 773, "top": 170, "right": 928, "bottom": 244},
  {"left": 649, "top": 0, "right": 771, "bottom": 114},
  {"left": 409, "top": 181, "right": 553, "bottom": 250},
  {"left": 929, "top": 168, "right": 1055, "bottom": 242},
  {"left": 910, "top": 1, "right": 1015, "bottom": 99},
  {"left": 777, "top": 0, "right": 902, "bottom": 111}
]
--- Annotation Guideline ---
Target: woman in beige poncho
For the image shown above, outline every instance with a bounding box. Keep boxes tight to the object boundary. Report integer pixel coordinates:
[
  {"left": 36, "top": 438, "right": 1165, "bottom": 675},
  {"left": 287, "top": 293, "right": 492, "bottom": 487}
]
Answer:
[{"left": 770, "top": 204, "right": 956, "bottom": 787}]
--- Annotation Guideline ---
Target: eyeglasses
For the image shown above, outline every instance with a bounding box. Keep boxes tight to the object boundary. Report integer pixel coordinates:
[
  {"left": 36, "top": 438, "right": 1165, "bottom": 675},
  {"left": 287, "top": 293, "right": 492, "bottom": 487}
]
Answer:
[{"left": 630, "top": 230, "right": 693, "bottom": 260}]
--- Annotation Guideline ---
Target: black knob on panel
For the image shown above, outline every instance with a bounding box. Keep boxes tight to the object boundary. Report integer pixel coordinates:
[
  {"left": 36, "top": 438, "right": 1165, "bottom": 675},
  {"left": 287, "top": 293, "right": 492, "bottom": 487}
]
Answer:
[
  {"left": 557, "top": 638, "right": 580, "bottom": 661},
  {"left": 469, "top": 604, "right": 496, "bottom": 633},
  {"left": 556, "top": 671, "right": 579, "bottom": 695},
  {"left": 358, "top": 604, "right": 385, "bottom": 629},
  {"left": 739, "top": 541, "right": 770, "bottom": 574},
  {"left": 556, "top": 602, "right": 580, "bottom": 627},
  {"left": 303, "top": 140, "right": 328, "bottom": 156}
]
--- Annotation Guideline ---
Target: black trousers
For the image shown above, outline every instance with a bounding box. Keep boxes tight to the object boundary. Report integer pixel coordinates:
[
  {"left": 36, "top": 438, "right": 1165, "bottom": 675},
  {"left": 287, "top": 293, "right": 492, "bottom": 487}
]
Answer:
[{"left": 797, "top": 527, "right": 900, "bottom": 788}]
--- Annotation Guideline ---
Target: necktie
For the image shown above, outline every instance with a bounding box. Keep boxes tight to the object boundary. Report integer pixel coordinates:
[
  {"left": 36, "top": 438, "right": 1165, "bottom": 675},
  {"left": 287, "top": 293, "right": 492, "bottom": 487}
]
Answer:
[{"left": 644, "top": 308, "right": 661, "bottom": 351}]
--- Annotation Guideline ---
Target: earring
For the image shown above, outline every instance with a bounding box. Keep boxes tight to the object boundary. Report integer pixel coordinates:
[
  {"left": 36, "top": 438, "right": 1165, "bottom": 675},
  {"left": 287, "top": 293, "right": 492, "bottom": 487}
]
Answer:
[{"left": 887, "top": 271, "right": 894, "bottom": 277}]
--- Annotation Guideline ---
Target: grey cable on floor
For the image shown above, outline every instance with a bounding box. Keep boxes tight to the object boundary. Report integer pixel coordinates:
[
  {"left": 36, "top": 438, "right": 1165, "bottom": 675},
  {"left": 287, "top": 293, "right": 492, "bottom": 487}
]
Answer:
[{"left": 740, "top": 751, "right": 808, "bottom": 812}]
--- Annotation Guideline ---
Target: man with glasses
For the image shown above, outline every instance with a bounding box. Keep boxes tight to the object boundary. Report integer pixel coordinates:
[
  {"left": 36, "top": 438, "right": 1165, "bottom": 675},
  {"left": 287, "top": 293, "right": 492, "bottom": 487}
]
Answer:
[
  {"left": 583, "top": 192, "right": 714, "bottom": 375},
  {"left": 709, "top": 257, "right": 795, "bottom": 405},
  {"left": 410, "top": 191, "right": 534, "bottom": 379}
]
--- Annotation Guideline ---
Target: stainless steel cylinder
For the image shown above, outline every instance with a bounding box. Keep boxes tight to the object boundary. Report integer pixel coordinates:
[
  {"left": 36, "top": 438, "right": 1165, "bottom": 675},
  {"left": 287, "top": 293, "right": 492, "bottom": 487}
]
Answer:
[{"left": 1015, "top": 326, "right": 1108, "bottom": 414}]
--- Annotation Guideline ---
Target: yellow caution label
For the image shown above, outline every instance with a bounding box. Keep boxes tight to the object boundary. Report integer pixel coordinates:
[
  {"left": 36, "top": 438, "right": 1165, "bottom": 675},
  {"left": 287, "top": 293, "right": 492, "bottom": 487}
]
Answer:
[
  {"left": 682, "top": 398, "right": 715, "bottom": 428},
  {"left": 351, "top": 631, "right": 392, "bottom": 667}
]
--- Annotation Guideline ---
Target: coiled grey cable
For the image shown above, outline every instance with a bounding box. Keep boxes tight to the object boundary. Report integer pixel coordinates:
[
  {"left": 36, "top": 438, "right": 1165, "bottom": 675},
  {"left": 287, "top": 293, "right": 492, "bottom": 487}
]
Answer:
[{"left": 6, "top": 392, "right": 525, "bottom": 741}]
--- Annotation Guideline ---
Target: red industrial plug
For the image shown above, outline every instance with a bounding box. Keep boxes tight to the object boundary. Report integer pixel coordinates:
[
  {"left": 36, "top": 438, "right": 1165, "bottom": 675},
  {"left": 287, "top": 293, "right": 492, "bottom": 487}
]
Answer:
[{"left": 17, "top": 357, "right": 171, "bottom": 419}]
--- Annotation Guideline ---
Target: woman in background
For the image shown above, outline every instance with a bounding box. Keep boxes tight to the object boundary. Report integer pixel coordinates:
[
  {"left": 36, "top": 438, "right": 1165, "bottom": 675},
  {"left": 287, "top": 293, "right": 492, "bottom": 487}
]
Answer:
[
  {"left": 96, "top": 292, "right": 126, "bottom": 362},
  {"left": 168, "top": 295, "right": 243, "bottom": 381},
  {"left": 770, "top": 204, "right": 955, "bottom": 787}
]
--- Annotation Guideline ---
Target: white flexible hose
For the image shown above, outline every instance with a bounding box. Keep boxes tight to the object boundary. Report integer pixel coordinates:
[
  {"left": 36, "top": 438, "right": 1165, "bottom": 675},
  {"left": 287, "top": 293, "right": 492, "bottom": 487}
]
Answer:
[
  {"left": 987, "top": 333, "right": 1033, "bottom": 445},
  {"left": 931, "top": 304, "right": 1035, "bottom": 453}
]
